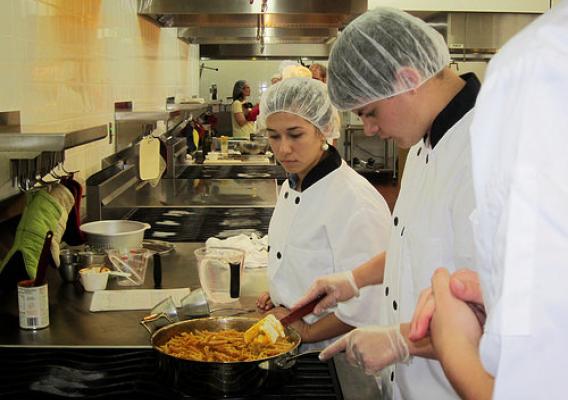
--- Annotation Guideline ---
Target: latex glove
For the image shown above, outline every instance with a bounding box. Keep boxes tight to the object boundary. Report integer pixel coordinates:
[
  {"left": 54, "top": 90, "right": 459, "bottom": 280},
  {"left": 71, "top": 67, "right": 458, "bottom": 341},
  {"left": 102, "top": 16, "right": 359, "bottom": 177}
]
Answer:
[
  {"left": 409, "top": 268, "right": 485, "bottom": 341},
  {"left": 291, "top": 271, "right": 359, "bottom": 315},
  {"left": 319, "top": 325, "right": 410, "bottom": 376}
]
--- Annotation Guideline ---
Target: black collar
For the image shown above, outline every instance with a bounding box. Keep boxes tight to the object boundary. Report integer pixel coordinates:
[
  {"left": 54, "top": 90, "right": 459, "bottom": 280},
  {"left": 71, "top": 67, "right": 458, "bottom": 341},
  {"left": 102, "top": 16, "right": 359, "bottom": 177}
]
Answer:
[
  {"left": 288, "top": 145, "right": 342, "bottom": 192},
  {"left": 429, "top": 73, "right": 480, "bottom": 148}
]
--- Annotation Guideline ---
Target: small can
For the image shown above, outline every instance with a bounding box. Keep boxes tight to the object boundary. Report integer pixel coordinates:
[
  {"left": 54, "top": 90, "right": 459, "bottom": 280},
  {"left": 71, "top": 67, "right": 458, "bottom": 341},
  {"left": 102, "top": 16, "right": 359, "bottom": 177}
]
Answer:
[{"left": 17, "top": 279, "right": 49, "bottom": 330}]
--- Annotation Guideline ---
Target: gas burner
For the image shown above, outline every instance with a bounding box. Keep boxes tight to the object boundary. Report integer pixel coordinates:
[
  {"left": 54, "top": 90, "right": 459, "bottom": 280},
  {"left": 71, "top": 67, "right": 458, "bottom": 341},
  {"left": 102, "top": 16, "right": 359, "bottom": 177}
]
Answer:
[
  {"left": 219, "top": 218, "right": 262, "bottom": 228},
  {"left": 129, "top": 208, "right": 274, "bottom": 242},
  {"left": 237, "top": 172, "right": 272, "bottom": 178},
  {"left": 216, "top": 228, "right": 263, "bottom": 239}
]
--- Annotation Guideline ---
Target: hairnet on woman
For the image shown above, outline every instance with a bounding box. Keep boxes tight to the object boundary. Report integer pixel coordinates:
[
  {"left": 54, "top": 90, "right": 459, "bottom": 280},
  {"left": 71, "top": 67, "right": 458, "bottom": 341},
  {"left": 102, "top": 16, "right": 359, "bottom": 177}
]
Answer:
[{"left": 255, "top": 77, "right": 391, "bottom": 351}]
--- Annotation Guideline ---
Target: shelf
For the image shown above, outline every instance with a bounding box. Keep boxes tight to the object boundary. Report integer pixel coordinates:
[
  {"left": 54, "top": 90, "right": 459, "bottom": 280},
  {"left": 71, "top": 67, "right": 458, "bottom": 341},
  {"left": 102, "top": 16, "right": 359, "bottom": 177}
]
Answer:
[{"left": 0, "top": 124, "right": 108, "bottom": 153}]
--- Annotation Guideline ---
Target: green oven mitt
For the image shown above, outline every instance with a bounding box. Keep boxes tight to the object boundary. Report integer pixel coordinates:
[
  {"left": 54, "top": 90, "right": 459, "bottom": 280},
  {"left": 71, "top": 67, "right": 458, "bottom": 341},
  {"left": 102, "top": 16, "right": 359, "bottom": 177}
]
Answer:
[{"left": 0, "top": 187, "right": 69, "bottom": 280}]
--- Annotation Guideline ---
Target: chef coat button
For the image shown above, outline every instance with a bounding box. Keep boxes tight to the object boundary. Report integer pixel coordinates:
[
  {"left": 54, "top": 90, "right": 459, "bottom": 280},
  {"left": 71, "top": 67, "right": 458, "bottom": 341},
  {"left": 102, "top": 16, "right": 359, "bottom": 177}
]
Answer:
[
  {"left": 393, "top": 216, "right": 398, "bottom": 226},
  {"left": 393, "top": 300, "right": 398, "bottom": 310},
  {"left": 390, "top": 371, "right": 395, "bottom": 382},
  {"left": 295, "top": 196, "right": 300, "bottom": 205},
  {"left": 267, "top": 246, "right": 270, "bottom": 252},
  {"left": 417, "top": 147, "right": 422, "bottom": 156},
  {"left": 400, "top": 227, "right": 405, "bottom": 236},
  {"left": 385, "top": 286, "right": 389, "bottom": 296},
  {"left": 284, "top": 192, "right": 289, "bottom": 199},
  {"left": 277, "top": 251, "right": 282, "bottom": 259},
  {"left": 426, "top": 154, "right": 429, "bottom": 164}
]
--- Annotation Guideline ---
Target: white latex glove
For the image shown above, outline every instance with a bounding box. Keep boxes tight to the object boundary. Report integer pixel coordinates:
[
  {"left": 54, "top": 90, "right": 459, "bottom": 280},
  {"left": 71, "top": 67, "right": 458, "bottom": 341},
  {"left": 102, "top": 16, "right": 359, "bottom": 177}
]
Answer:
[
  {"left": 291, "top": 271, "right": 359, "bottom": 315},
  {"left": 319, "top": 325, "right": 410, "bottom": 376}
]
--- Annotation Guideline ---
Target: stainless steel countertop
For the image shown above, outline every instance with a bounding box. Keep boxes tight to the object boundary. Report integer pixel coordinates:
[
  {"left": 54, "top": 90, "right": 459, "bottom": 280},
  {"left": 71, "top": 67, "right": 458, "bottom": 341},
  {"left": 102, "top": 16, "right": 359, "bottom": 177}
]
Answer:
[
  {"left": 104, "top": 178, "right": 278, "bottom": 208},
  {"left": 0, "top": 242, "right": 381, "bottom": 399}
]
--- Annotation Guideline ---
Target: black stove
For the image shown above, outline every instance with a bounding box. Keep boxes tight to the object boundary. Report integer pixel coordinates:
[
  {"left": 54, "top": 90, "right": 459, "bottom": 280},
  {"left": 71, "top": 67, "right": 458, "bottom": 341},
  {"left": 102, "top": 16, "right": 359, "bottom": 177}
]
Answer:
[
  {"left": 177, "top": 165, "right": 287, "bottom": 183},
  {"left": 127, "top": 207, "right": 274, "bottom": 242},
  {"left": 0, "top": 348, "right": 343, "bottom": 399}
]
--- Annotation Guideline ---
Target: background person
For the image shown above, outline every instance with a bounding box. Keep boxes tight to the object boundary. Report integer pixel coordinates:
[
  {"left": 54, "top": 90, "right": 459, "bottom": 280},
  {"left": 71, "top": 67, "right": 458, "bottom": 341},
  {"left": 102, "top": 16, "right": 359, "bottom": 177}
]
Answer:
[
  {"left": 231, "top": 80, "right": 255, "bottom": 138},
  {"left": 256, "top": 77, "right": 392, "bottom": 350},
  {"left": 292, "top": 7, "right": 481, "bottom": 399},
  {"left": 309, "top": 63, "right": 327, "bottom": 83}
]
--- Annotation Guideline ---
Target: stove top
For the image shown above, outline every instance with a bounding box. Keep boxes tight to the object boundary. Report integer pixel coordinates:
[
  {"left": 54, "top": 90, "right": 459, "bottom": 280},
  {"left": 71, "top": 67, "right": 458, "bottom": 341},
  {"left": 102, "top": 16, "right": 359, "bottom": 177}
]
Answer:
[
  {"left": 127, "top": 207, "right": 274, "bottom": 242},
  {"left": 0, "top": 348, "right": 343, "bottom": 399},
  {"left": 177, "top": 165, "right": 287, "bottom": 183}
]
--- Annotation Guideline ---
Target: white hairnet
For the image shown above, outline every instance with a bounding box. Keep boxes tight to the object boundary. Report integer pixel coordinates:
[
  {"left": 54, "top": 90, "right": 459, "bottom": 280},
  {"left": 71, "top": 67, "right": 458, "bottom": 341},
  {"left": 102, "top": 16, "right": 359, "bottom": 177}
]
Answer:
[
  {"left": 328, "top": 7, "right": 450, "bottom": 110},
  {"left": 281, "top": 65, "right": 312, "bottom": 80},
  {"left": 258, "top": 77, "right": 340, "bottom": 139}
]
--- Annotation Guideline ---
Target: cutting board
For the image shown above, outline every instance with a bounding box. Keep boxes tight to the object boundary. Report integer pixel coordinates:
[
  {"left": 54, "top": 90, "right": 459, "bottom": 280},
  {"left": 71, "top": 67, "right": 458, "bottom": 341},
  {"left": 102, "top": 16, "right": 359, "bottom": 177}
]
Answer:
[{"left": 139, "top": 136, "right": 161, "bottom": 180}]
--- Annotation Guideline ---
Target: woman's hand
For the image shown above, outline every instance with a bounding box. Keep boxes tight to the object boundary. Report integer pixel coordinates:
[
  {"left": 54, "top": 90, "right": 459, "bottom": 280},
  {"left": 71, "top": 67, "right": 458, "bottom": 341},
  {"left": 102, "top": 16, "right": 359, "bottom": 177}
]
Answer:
[
  {"left": 409, "top": 268, "right": 485, "bottom": 341},
  {"left": 256, "top": 291, "right": 275, "bottom": 313},
  {"left": 267, "top": 306, "right": 310, "bottom": 339},
  {"left": 429, "top": 268, "right": 483, "bottom": 356}
]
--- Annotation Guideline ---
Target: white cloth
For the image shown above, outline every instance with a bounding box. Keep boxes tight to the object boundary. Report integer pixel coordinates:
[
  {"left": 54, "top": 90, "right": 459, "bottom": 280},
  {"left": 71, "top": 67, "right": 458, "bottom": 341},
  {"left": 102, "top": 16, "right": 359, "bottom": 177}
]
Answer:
[
  {"left": 206, "top": 233, "right": 268, "bottom": 269},
  {"left": 268, "top": 161, "right": 391, "bottom": 350},
  {"left": 379, "top": 111, "right": 476, "bottom": 400},
  {"left": 470, "top": 2, "right": 568, "bottom": 398}
]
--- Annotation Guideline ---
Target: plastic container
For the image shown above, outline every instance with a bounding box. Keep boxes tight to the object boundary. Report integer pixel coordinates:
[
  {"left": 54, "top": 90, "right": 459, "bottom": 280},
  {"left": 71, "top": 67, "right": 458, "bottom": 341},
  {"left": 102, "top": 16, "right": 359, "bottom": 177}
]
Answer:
[
  {"left": 79, "top": 267, "right": 110, "bottom": 292},
  {"left": 107, "top": 248, "right": 152, "bottom": 286},
  {"left": 194, "top": 247, "right": 245, "bottom": 304}
]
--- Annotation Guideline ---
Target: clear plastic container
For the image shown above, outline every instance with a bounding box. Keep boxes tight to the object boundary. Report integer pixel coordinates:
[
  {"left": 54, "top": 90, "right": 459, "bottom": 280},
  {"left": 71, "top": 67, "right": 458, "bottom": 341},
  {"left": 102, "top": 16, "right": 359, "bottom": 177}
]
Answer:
[
  {"left": 107, "top": 248, "right": 152, "bottom": 286},
  {"left": 194, "top": 247, "right": 245, "bottom": 304}
]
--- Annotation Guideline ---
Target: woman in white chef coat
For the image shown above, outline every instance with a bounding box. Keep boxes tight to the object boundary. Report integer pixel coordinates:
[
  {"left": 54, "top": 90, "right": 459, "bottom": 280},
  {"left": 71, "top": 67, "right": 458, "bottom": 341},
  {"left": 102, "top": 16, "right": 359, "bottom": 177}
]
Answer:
[
  {"left": 291, "top": 8, "right": 481, "bottom": 399},
  {"left": 255, "top": 77, "right": 391, "bottom": 350},
  {"left": 408, "top": 3, "right": 568, "bottom": 399}
]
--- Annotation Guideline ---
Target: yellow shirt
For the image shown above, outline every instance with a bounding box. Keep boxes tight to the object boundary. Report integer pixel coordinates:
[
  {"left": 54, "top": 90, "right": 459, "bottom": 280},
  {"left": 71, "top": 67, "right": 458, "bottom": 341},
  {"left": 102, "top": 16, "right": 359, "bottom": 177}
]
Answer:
[{"left": 231, "top": 100, "right": 255, "bottom": 138}]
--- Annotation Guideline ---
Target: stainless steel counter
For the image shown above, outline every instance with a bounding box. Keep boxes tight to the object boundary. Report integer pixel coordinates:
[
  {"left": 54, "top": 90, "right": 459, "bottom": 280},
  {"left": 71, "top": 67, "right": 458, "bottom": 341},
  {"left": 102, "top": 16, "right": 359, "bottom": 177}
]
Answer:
[
  {"left": 0, "top": 242, "right": 381, "bottom": 399},
  {"left": 104, "top": 178, "right": 278, "bottom": 209}
]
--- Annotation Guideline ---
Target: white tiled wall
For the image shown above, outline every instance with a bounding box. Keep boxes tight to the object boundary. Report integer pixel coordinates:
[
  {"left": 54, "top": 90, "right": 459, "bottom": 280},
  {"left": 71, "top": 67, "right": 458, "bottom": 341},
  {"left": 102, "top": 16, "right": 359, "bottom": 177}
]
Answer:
[{"left": 0, "top": 0, "right": 200, "bottom": 200}]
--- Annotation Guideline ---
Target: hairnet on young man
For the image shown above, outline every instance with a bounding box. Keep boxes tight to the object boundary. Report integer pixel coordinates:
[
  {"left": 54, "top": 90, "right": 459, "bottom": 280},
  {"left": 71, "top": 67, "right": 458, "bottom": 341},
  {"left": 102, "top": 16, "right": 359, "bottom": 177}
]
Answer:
[
  {"left": 327, "top": 7, "right": 450, "bottom": 111},
  {"left": 258, "top": 77, "right": 340, "bottom": 139}
]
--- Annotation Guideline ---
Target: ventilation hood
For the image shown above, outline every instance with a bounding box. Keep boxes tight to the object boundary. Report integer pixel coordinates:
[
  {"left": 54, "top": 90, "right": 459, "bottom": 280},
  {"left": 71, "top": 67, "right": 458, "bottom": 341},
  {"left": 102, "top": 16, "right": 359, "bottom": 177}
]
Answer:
[{"left": 138, "top": 0, "right": 367, "bottom": 59}]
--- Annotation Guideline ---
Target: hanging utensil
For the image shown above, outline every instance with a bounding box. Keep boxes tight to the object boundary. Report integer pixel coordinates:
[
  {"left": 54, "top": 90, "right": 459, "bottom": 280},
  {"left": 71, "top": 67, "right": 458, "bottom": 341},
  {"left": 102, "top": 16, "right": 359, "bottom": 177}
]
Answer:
[{"left": 34, "top": 231, "right": 53, "bottom": 287}]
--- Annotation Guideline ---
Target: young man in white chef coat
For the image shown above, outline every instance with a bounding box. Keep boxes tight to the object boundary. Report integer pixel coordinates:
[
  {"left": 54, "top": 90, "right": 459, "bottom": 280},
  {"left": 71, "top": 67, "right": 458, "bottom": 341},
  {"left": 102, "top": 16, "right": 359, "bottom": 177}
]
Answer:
[
  {"left": 292, "top": 7, "right": 481, "bottom": 399},
  {"left": 408, "top": 2, "right": 568, "bottom": 399}
]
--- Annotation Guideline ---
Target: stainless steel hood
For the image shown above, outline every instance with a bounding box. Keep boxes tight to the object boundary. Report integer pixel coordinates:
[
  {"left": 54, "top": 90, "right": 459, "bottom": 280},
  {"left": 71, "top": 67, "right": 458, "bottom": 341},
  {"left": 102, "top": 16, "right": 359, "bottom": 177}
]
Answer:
[{"left": 138, "top": 0, "right": 367, "bottom": 59}]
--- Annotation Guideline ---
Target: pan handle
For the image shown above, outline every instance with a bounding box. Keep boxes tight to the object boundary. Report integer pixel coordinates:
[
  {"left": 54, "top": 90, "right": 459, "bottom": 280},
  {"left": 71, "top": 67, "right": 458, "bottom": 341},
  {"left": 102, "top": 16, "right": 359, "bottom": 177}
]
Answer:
[
  {"left": 275, "top": 349, "right": 322, "bottom": 369},
  {"left": 140, "top": 312, "right": 176, "bottom": 335}
]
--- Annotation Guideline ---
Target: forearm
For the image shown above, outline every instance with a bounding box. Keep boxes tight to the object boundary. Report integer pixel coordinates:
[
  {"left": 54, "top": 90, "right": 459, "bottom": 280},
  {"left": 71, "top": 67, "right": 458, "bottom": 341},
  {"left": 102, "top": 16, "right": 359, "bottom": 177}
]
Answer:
[
  {"left": 302, "top": 314, "right": 354, "bottom": 343},
  {"left": 436, "top": 336, "right": 494, "bottom": 400},
  {"left": 235, "top": 112, "right": 249, "bottom": 127},
  {"left": 352, "top": 251, "right": 386, "bottom": 288}
]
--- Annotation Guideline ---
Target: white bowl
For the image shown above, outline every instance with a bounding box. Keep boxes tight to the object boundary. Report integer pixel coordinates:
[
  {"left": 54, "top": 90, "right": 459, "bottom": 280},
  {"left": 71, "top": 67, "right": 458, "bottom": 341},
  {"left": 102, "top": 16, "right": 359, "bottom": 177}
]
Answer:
[{"left": 79, "top": 267, "right": 110, "bottom": 292}]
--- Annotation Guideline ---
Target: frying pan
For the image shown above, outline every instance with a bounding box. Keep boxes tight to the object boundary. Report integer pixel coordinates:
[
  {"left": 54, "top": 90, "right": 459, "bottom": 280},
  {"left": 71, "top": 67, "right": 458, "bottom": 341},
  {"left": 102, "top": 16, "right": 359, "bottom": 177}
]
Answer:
[{"left": 148, "top": 316, "right": 301, "bottom": 397}]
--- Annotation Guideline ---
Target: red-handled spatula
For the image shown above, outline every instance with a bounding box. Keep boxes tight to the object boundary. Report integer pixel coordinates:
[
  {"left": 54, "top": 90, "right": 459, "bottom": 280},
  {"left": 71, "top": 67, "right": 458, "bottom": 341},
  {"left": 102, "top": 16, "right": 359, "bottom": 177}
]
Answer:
[
  {"left": 244, "top": 294, "right": 325, "bottom": 344},
  {"left": 278, "top": 294, "right": 325, "bottom": 327}
]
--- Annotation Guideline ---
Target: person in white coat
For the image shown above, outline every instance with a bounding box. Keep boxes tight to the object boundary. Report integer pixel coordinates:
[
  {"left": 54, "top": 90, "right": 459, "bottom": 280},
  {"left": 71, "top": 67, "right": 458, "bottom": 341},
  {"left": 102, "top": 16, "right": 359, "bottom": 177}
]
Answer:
[
  {"left": 255, "top": 77, "right": 391, "bottom": 350},
  {"left": 408, "top": 2, "right": 568, "bottom": 399},
  {"left": 292, "top": 7, "right": 481, "bottom": 399}
]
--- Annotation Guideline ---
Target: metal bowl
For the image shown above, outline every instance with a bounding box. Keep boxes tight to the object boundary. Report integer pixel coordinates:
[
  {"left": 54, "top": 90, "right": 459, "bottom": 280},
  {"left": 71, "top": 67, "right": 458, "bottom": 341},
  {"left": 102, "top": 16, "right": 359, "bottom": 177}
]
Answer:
[
  {"left": 238, "top": 139, "right": 268, "bottom": 155},
  {"left": 80, "top": 220, "right": 151, "bottom": 250}
]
